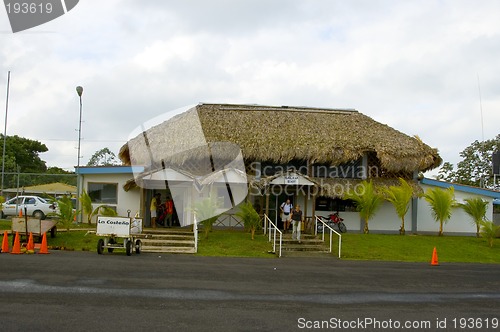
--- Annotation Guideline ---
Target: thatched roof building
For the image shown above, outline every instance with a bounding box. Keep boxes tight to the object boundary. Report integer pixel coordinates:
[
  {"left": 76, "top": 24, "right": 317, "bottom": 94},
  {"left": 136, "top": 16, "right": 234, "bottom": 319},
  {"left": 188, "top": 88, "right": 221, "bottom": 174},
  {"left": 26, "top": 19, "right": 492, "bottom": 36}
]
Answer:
[{"left": 119, "top": 103, "right": 441, "bottom": 178}]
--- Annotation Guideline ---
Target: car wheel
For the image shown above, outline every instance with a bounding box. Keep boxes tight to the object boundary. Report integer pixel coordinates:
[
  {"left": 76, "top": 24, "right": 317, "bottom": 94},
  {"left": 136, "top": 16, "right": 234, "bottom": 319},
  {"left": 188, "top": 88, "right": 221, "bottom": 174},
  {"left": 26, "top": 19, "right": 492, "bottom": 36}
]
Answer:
[{"left": 33, "top": 210, "right": 45, "bottom": 220}]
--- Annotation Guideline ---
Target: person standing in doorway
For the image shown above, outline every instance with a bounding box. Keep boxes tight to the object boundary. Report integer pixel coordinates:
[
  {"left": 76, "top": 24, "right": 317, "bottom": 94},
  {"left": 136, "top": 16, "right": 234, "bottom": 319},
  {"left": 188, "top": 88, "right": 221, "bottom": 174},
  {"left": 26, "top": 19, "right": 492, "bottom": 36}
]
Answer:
[
  {"left": 150, "top": 193, "right": 161, "bottom": 229},
  {"left": 280, "top": 198, "right": 293, "bottom": 232},
  {"left": 165, "top": 196, "right": 174, "bottom": 227},
  {"left": 291, "top": 204, "right": 303, "bottom": 243}
]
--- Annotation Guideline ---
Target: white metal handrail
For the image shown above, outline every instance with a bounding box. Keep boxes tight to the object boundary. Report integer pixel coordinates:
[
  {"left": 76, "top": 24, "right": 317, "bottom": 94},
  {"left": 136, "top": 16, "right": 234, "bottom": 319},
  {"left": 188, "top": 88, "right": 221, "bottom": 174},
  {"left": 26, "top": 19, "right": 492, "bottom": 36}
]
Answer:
[
  {"left": 315, "top": 215, "right": 342, "bottom": 258},
  {"left": 194, "top": 214, "right": 198, "bottom": 253},
  {"left": 264, "top": 214, "right": 282, "bottom": 257},
  {"left": 262, "top": 214, "right": 270, "bottom": 235}
]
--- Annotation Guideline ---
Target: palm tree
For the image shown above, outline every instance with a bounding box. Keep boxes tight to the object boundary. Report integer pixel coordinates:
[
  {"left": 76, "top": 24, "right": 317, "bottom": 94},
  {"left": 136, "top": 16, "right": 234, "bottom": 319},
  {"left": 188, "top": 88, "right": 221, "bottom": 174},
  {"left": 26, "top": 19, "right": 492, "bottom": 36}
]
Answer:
[
  {"left": 79, "top": 190, "right": 118, "bottom": 224},
  {"left": 235, "top": 201, "right": 261, "bottom": 240},
  {"left": 479, "top": 220, "right": 500, "bottom": 247},
  {"left": 459, "top": 197, "right": 488, "bottom": 237},
  {"left": 52, "top": 195, "right": 78, "bottom": 232},
  {"left": 381, "top": 178, "right": 414, "bottom": 235},
  {"left": 344, "top": 180, "right": 384, "bottom": 234},
  {"left": 424, "top": 187, "right": 455, "bottom": 236},
  {"left": 80, "top": 191, "right": 94, "bottom": 224},
  {"left": 193, "top": 196, "right": 221, "bottom": 239}
]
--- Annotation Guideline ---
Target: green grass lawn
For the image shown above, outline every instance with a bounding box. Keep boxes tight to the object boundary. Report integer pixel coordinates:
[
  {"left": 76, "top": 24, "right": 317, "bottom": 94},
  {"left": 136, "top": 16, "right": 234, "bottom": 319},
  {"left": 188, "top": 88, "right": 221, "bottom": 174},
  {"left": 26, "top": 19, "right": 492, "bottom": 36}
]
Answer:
[
  {"left": 2, "top": 219, "right": 499, "bottom": 263},
  {"left": 0, "top": 219, "right": 11, "bottom": 230},
  {"left": 340, "top": 233, "right": 500, "bottom": 263},
  {"left": 48, "top": 230, "right": 96, "bottom": 251},
  {"left": 197, "top": 229, "right": 274, "bottom": 258}
]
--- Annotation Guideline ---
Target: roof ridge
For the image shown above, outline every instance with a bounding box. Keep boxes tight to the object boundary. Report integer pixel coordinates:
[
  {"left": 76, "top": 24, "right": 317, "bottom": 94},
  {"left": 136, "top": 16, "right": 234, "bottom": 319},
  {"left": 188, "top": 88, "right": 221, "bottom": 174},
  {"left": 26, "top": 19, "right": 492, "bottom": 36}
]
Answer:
[{"left": 198, "top": 103, "right": 358, "bottom": 114}]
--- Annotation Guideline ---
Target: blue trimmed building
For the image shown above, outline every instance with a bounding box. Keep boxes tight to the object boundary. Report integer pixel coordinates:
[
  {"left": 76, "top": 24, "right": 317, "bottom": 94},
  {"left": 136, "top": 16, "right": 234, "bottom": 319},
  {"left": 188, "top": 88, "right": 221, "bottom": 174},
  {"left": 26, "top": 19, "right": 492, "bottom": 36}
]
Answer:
[
  {"left": 76, "top": 164, "right": 500, "bottom": 235},
  {"left": 76, "top": 166, "right": 144, "bottom": 222}
]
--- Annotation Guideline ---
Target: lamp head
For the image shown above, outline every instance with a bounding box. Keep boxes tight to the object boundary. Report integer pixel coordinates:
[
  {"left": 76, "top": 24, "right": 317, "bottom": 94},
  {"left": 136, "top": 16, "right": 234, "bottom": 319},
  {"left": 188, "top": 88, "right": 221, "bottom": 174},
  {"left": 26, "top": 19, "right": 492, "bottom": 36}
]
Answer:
[{"left": 76, "top": 86, "right": 83, "bottom": 97}]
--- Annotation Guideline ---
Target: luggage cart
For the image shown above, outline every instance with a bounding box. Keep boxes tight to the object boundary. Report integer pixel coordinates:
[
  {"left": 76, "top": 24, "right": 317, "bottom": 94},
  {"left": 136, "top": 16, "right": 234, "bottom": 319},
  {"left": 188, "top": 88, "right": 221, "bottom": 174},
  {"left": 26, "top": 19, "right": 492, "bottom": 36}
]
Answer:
[
  {"left": 96, "top": 216, "right": 142, "bottom": 256},
  {"left": 11, "top": 217, "right": 57, "bottom": 243}
]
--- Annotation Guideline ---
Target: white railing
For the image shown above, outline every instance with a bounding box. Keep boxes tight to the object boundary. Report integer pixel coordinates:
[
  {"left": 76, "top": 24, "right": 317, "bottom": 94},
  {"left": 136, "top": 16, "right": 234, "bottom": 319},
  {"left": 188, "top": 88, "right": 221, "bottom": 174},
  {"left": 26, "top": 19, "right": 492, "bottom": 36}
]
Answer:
[
  {"left": 194, "top": 214, "right": 198, "bottom": 253},
  {"left": 215, "top": 213, "right": 244, "bottom": 228},
  {"left": 314, "top": 215, "right": 342, "bottom": 258},
  {"left": 264, "top": 214, "right": 282, "bottom": 257}
]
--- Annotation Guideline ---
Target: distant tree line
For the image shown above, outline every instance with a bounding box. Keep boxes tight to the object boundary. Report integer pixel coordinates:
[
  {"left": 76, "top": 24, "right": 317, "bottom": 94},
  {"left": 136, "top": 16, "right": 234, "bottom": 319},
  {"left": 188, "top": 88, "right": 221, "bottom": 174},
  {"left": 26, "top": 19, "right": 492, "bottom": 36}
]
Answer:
[
  {"left": 437, "top": 134, "right": 500, "bottom": 190},
  {"left": 0, "top": 134, "right": 120, "bottom": 189},
  {"left": 0, "top": 134, "right": 74, "bottom": 188}
]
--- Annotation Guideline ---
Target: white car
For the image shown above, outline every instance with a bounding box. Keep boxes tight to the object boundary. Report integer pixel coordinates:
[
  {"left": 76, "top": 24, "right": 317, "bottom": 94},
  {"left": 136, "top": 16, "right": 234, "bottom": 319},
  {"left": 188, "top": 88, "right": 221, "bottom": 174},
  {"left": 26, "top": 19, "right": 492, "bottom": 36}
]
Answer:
[{"left": 1, "top": 195, "right": 57, "bottom": 220}]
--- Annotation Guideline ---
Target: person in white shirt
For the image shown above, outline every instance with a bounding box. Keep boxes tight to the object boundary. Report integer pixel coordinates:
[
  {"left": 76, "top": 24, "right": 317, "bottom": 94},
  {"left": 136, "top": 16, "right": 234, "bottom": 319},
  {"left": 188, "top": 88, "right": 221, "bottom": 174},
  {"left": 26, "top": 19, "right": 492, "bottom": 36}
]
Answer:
[
  {"left": 290, "top": 204, "right": 304, "bottom": 243},
  {"left": 280, "top": 199, "right": 293, "bottom": 232}
]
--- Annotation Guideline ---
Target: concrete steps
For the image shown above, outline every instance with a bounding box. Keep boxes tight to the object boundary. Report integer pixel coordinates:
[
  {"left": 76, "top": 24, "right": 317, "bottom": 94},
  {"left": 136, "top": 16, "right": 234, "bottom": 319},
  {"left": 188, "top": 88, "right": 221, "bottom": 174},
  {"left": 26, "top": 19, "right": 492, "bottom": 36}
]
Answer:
[
  {"left": 134, "top": 229, "right": 335, "bottom": 257},
  {"left": 277, "top": 233, "right": 334, "bottom": 257},
  {"left": 136, "top": 229, "right": 195, "bottom": 254}
]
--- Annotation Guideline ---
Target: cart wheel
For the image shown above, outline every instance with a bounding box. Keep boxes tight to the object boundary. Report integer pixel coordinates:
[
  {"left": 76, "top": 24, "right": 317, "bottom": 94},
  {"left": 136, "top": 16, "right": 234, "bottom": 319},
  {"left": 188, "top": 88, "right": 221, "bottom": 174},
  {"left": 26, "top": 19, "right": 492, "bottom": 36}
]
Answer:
[
  {"left": 50, "top": 226, "right": 57, "bottom": 238},
  {"left": 97, "top": 239, "right": 104, "bottom": 255},
  {"left": 126, "top": 240, "right": 132, "bottom": 256},
  {"left": 135, "top": 239, "right": 141, "bottom": 254},
  {"left": 338, "top": 222, "right": 347, "bottom": 233},
  {"left": 107, "top": 238, "right": 115, "bottom": 253}
]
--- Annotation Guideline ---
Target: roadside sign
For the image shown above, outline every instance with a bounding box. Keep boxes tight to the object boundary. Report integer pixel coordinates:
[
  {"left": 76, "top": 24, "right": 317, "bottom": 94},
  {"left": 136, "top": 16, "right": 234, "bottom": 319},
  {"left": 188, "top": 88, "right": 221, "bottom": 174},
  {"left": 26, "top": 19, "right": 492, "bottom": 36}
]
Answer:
[{"left": 96, "top": 216, "right": 131, "bottom": 237}]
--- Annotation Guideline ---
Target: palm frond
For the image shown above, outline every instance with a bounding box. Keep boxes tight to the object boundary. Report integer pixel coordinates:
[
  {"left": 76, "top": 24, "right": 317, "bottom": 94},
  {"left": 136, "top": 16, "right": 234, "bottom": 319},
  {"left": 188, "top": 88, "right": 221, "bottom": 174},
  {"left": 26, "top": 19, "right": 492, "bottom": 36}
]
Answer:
[
  {"left": 344, "top": 180, "right": 384, "bottom": 233},
  {"left": 479, "top": 220, "right": 500, "bottom": 247},
  {"left": 459, "top": 197, "right": 488, "bottom": 224}
]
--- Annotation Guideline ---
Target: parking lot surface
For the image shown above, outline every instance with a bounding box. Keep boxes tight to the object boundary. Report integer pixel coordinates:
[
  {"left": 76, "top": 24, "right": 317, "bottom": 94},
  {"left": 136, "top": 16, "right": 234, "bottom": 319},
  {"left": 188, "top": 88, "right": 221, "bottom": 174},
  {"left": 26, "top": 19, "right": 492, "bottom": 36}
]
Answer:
[{"left": 1, "top": 251, "right": 499, "bottom": 331}]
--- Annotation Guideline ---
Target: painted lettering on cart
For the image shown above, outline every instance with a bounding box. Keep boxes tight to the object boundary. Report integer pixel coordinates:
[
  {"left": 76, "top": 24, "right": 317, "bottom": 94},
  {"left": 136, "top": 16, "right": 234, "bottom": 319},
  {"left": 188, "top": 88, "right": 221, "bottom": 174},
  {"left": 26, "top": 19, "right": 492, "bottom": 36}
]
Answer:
[{"left": 97, "top": 219, "right": 130, "bottom": 226}]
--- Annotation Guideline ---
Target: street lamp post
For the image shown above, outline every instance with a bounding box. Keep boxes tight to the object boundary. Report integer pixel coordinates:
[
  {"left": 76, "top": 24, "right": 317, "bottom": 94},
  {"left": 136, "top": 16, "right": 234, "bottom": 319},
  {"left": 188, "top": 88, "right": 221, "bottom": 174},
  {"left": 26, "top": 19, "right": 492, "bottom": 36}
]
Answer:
[
  {"left": 1, "top": 71, "right": 11, "bottom": 195},
  {"left": 76, "top": 86, "right": 83, "bottom": 223}
]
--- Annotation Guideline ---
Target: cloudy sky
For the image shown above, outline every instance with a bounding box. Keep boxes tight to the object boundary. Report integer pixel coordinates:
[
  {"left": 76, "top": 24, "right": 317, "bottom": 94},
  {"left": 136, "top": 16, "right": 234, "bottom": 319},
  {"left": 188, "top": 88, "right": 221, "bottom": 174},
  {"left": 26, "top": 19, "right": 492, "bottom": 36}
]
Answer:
[{"left": 1, "top": 0, "right": 499, "bottom": 176}]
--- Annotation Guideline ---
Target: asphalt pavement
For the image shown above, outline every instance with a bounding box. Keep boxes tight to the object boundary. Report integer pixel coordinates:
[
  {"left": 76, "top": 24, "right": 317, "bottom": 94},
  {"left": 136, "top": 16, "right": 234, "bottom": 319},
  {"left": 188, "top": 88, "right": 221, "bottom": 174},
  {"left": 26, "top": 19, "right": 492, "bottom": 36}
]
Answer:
[{"left": 0, "top": 251, "right": 499, "bottom": 331}]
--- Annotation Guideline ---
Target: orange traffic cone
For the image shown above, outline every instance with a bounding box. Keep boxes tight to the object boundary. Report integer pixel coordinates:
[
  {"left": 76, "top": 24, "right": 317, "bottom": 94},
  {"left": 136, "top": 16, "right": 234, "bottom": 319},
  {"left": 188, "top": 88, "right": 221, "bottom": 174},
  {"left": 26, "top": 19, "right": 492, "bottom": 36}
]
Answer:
[
  {"left": 1, "top": 231, "right": 9, "bottom": 253},
  {"left": 18, "top": 209, "right": 23, "bottom": 217},
  {"left": 431, "top": 247, "right": 439, "bottom": 266},
  {"left": 27, "top": 232, "right": 35, "bottom": 251},
  {"left": 10, "top": 232, "right": 21, "bottom": 254},
  {"left": 38, "top": 232, "right": 50, "bottom": 254}
]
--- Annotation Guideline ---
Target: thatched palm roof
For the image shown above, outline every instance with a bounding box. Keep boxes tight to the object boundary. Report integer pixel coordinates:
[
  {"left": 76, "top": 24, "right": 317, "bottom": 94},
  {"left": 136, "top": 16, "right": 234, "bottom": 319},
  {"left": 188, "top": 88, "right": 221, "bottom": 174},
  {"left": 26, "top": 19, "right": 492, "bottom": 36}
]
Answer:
[{"left": 119, "top": 103, "right": 441, "bottom": 173}]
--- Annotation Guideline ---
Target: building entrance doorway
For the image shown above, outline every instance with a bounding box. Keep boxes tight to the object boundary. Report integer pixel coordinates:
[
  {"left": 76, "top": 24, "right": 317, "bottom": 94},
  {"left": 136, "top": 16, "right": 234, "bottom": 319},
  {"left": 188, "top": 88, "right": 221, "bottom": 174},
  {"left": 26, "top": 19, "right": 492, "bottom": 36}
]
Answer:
[{"left": 269, "top": 186, "right": 296, "bottom": 230}]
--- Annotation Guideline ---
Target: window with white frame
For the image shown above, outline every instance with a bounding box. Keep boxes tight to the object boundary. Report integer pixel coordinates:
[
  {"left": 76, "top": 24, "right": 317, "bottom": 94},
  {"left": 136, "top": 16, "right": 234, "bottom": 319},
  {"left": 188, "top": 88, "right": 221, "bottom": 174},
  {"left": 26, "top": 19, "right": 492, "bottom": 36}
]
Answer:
[{"left": 88, "top": 182, "right": 118, "bottom": 204}]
